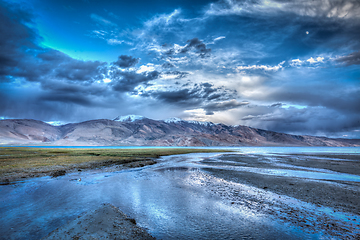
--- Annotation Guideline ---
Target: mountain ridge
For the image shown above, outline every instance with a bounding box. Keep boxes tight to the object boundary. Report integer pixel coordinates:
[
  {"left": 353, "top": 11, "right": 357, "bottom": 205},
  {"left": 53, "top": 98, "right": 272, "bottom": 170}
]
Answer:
[{"left": 0, "top": 117, "right": 359, "bottom": 147}]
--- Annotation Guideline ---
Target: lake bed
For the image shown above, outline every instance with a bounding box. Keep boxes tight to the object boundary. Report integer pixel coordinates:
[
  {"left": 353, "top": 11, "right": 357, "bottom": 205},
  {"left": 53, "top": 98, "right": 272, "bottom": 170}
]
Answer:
[{"left": 1, "top": 147, "right": 359, "bottom": 239}]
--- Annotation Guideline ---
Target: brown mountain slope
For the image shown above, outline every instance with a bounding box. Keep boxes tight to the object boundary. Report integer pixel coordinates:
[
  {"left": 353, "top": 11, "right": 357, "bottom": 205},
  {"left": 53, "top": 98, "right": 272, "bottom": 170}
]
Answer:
[{"left": 0, "top": 118, "right": 359, "bottom": 146}]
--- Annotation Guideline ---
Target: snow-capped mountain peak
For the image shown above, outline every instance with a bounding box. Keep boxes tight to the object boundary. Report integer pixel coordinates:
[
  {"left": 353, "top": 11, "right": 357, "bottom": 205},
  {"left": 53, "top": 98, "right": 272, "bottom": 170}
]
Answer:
[
  {"left": 164, "top": 117, "right": 214, "bottom": 127},
  {"left": 46, "top": 121, "right": 66, "bottom": 126},
  {"left": 164, "top": 117, "right": 184, "bottom": 123},
  {"left": 113, "top": 115, "right": 145, "bottom": 122},
  {"left": 187, "top": 120, "right": 214, "bottom": 127}
]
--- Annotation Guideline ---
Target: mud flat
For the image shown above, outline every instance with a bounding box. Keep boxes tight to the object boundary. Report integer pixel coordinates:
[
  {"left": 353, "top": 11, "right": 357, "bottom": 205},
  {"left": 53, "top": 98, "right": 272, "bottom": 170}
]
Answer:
[
  {"left": 43, "top": 203, "right": 154, "bottom": 240},
  {"left": 199, "top": 152, "right": 360, "bottom": 239}
]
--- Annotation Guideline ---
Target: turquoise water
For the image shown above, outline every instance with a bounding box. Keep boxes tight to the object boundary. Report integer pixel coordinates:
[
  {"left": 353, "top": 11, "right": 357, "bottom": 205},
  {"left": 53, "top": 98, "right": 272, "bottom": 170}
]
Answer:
[{"left": 4, "top": 145, "right": 360, "bottom": 154}]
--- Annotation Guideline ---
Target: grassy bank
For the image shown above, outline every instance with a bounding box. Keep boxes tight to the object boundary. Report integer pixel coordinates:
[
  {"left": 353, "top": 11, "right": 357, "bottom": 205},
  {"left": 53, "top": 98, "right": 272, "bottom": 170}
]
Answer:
[{"left": 0, "top": 147, "right": 230, "bottom": 182}]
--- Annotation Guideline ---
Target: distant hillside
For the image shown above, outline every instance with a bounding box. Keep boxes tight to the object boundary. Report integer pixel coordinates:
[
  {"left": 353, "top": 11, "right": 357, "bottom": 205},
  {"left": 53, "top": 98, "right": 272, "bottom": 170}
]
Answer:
[{"left": 0, "top": 116, "right": 359, "bottom": 147}]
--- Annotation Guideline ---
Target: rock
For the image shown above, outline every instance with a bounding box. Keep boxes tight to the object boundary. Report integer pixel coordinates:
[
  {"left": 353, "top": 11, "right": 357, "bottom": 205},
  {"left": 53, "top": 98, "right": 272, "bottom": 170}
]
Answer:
[{"left": 50, "top": 170, "right": 66, "bottom": 178}]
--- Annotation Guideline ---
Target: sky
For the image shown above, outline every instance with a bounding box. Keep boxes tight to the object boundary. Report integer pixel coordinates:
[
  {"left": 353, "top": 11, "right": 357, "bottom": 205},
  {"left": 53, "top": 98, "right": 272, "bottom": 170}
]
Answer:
[{"left": 0, "top": 0, "right": 360, "bottom": 138}]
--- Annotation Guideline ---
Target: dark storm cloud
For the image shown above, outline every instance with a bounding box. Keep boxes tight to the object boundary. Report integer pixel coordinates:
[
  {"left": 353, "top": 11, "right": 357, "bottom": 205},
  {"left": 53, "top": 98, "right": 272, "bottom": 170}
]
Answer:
[
  {"left": 162, "top": 38, "right": 211, "bottom": 59},
  {"left": 199, "top": 82, "right": 232, "bottom": 100},
  {"left": 0, "top": 3, "right": 106, "bottom": 83},
  {"left": 236, "top": 81, "right": 360, "bottom": 137},
  {"left": 151, "top": 88, "right": 201, "bottom": 105},
  {"left": 240, "top": 106, "right": 360, "bottom": 138},
  {"left": 270, "top": 103, "right": 284, "bottom": 108},
  {"left": 113, "top": 55, "right": 139, "bottom": 68},
  {"left": 180, "top": 38, "right": 211, "bottom": 58},
  {"left": 266, "top": 87, "right": 360, "bottom": 115},
  {"left": 0, "top": 2, "right": 114, "bottom": 120},
  {"left": 336, "top": 51, "right": 360, "bottom": 66},
  {"left": 161, "top": 62, "right": 175, "bottom": 68},
  {"left": 6, "top": 48, "right": 106, "bottom": 83},
  {"left": 204, "top": 100, "right": 249, "bottom": 115},
  {"left": 40, "top": 80, "right": 109, "bottom": 97},
  {"left": 39, "top": 50, "right": 106, "bottom": 82},
  {"left": 0, "top": 1, "right": 38, "bottom": 81},
  {"left": 111, "top": 70, "right": 160, "bottom": 92},
  {"left": 148, "top": 83, "right": 234, "bottom": 107},
  {"left": 39, "top": 93, "right": 93, "bottom": 106}
]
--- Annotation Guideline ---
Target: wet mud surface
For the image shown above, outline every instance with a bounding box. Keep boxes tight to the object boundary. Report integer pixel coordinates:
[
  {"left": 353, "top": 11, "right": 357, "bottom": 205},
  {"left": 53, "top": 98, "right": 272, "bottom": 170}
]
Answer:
[
  {"left": 43, "top": 203, "right": 155, "bottom": 240},
  {"left": 198, "top": 152, "right": 360, "bottom": 239}
]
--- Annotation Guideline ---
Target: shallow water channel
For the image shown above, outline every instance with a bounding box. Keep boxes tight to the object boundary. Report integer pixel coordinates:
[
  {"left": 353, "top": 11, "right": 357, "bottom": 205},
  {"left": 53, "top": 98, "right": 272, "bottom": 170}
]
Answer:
[{"left": 1, "top": 147, "right": 360, "bottom": 239}]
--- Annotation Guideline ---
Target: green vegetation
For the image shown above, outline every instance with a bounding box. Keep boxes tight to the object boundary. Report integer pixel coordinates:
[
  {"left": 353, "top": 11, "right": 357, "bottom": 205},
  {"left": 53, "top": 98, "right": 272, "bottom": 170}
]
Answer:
[{"left": 0, "top": 147, "right": 230, "bottom": 181}]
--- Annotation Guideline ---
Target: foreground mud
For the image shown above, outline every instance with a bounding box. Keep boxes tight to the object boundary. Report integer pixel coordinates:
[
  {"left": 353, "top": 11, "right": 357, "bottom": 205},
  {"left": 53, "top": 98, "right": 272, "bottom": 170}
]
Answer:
[{"left": 43, "top": 203, "right": 155, "bottom": 240}]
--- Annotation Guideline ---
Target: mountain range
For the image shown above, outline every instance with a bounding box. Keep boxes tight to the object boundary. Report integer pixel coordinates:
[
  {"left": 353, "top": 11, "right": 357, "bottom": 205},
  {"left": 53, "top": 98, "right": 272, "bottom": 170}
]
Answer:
[{"left": 0, "top": 115, "right": 359, "bottom": 147}]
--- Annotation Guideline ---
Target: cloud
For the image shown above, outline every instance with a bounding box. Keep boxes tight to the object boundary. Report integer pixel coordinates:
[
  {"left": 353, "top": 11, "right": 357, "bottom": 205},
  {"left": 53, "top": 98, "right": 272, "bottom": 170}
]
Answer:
[
  {"left": 179, "top": 38, "right": 211, "bottom": 58},
  {"left": 39, "top": 93, "right": 93, "bottom": 106},
  {"left": 158, "top": 38, "right": 211, "bottom": 59},
  {"left": 162, "top": 62, "right": 175, "bottom": 68},
  {"left": 239, "top": 106, "right": 360, "bottom": 138},
  {"left": 107, "top": 39, "right": 124, "bottom": 45},
  {"left": 39, "top": 50, "right": 106, "bottom": 82},
  {"left": 204, "top": 99, "right": 249, "bottom": 115},
  {"left": 289, "top": 56, "right": 329, "bottom": 67},
  {"left": 111, "top": 70, "right": 160, "bottom": 92},
  {"left": 290, "top": 59, "right": 303, "bottom": 67},
  {"left": 236, "top": 61, "right": 285, "bottom": 72},
  {"left": 307, "top": 57, "right": 324, "bottom": 64},
  {"left": 149, "top": 88, "right": 202, "bottom": 106},
  {"left": 162, "top": 71, "right": 189, "bottom": 79},
  {"left": 336, "top": 51, "right": 360, "bottom": 65},
  {"left": 0, "top": 3, "right": 151, "bottom": 121},
  {"left": 214, "top": 36, "right": 226, "bottom": 41},
  {"left": 146, "top": 83, "right": 235, "bottom": 109},
  {"left": 88, "top": 13, "right": 133, "bottom": 46},
  {"left": 113, "top": 55, "right": 139, "bottom": 68},
  {"left": 90, "top": 13, "right": 117, "bottom": 27},
  {"left": 0, "top": 3, "right": 106, "bottom": 84},
  {"left": 144, "top": 9, "right": 182, "bottom": 28},
  {"left": 205, "top": 0, "right": 360, "bottom": 19},
  {"left": 270, "top": 103, "right": 284, "bottom": 108},
  {"left": 0, "top": 1, "right": 38, "bottom": 81}
]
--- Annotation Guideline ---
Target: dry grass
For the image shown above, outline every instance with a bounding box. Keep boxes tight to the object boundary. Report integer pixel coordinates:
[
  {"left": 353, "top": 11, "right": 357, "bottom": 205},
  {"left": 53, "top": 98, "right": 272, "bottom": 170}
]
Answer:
[{"left": 0, "top": 147, "right": 229, "bottom": 181}]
